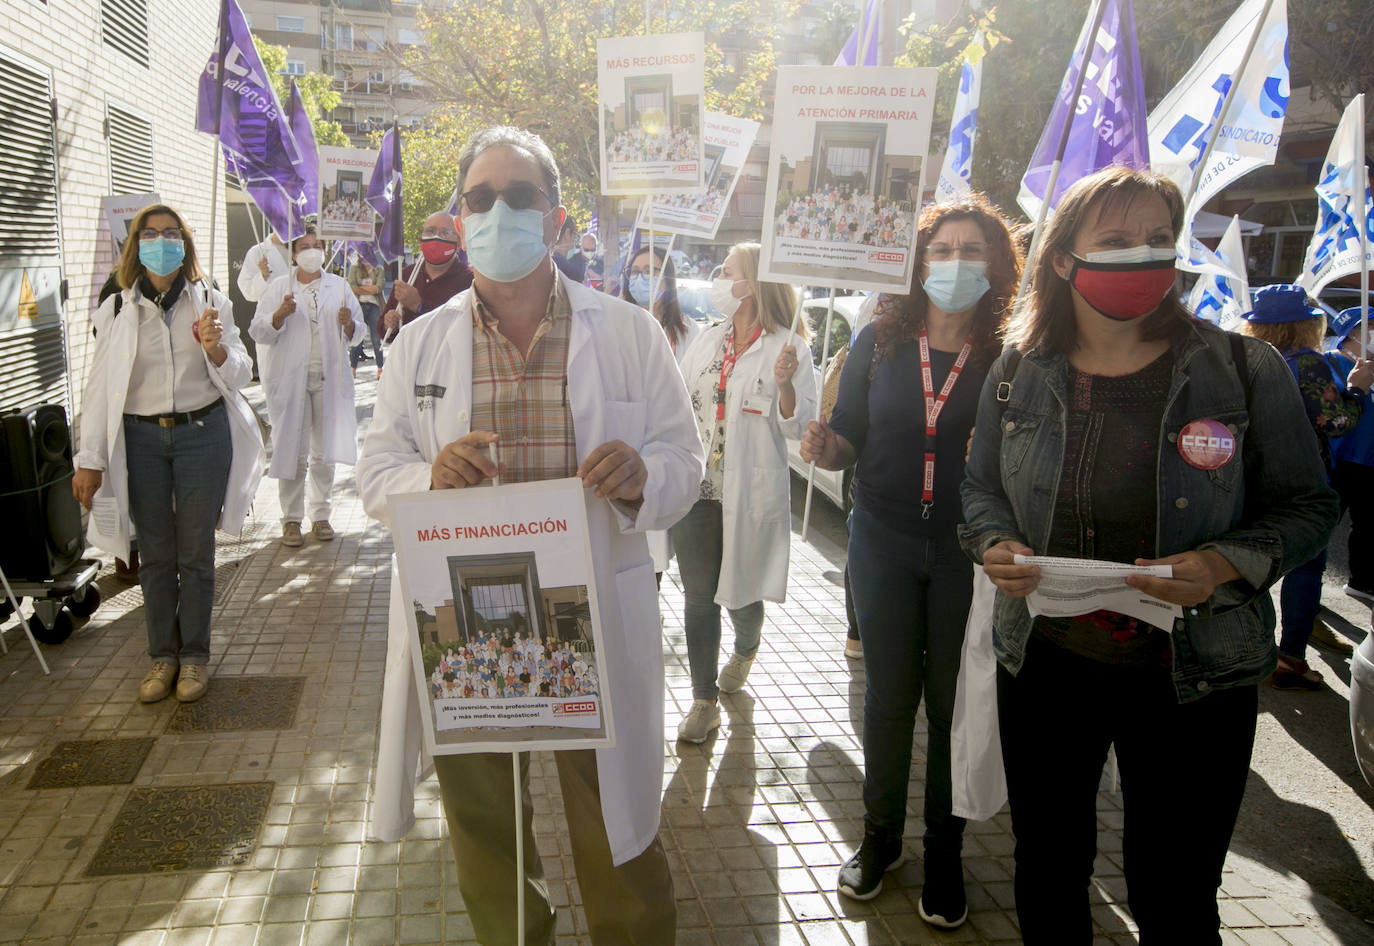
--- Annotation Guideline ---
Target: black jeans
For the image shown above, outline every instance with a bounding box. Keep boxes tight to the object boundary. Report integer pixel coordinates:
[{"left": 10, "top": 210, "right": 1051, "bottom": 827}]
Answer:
[
  {"left": 998, "top": 634, "right": 1257, "bottom": 945},
  {"left": 847, "top": 504, "right": 970, "bottom": 858},
  {"left": 1333, "top": 459, "right": 1374, "bottom": 591}
]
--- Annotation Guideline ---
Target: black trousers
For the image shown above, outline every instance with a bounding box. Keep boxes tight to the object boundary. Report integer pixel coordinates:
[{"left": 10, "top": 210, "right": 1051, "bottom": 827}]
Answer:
[
  {"left": 1333, "top": 460, "right": 1374, "bottom": 591},
  {"left": 998, "top": 635, "right": 1257, "bottom": 945}
]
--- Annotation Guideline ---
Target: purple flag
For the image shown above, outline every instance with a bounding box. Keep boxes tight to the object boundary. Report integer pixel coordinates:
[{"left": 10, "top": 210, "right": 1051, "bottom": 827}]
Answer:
[
  {"left": 366, "top": 126, "right": 404, "bottom": 262},
  {"left": 834, "top": 0, "right": 881, "bottom": 66},
  {"left": 1015, "top": 0, "right": 1150, "bottom": 220},
  {"left": 343, "top": 241, "right": 380, "bottom": 268},
  {"left": 287, "top": 80, "right": 320, "bottom": 219},
  {"left": 197, "top": 0, "right": 306, "bottom": 237}
]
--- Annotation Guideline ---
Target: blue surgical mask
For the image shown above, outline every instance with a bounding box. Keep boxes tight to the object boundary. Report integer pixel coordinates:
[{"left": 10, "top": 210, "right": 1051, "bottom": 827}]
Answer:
[
  {"left": 462, "top": 201, "right": 552, "bottom": 283},
  {"left": 922, "top": 259, "right": 990, "bottom": 314},
  {"left": 628, "top": 273, "right": 653, "bottom": 306},
  {"left": 139, "top": 237, "right": 186, "bottom": 277}
]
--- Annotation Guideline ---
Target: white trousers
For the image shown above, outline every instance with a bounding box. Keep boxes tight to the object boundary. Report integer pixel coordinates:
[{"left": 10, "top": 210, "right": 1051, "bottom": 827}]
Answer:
[{"left": 277, "top": 373, "right": 334, "bottom": 524}]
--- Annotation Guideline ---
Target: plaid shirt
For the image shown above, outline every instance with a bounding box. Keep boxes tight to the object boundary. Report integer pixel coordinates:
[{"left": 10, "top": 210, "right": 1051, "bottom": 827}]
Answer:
[{"left": 470, "top": 280, "right": 577, "bottom": 484}]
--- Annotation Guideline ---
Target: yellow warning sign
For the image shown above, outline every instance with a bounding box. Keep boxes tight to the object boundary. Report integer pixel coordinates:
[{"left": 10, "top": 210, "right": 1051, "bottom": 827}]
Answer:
[{"left": 17, "top": 270, "right": 38, "bottom": 320}]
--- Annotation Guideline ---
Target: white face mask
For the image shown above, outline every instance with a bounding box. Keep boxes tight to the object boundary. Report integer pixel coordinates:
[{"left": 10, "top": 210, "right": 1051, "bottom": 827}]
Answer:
[
  {"left": 295, "top": 248, "right": 325, "bottom": 273},
  {"left": 711, "top": 277, "right": 744, "bottom": 318},
  {"left": 1083, "top": 245, "right": 1176, "bottom": 264}
]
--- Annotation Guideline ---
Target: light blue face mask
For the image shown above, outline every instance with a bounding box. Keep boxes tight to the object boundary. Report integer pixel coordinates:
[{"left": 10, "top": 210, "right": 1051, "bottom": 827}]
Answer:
[
  {"left": 922, "top": 259, "right": 990, "bottom": 314},
  {"left": 138, "top": 237, "right": 186, "bottom": 277},
  {"left": 628, "top": 273, "right": 654, "bottom": 306},
  {"left": 462, "top": 200, "right": 552, "bottom": 283}
]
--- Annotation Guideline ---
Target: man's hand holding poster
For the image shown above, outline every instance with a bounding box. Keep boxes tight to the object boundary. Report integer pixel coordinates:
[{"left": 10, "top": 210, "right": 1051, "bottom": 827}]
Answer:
[{"left": 390, "top": 478, "right": 614, "bottom": 756}]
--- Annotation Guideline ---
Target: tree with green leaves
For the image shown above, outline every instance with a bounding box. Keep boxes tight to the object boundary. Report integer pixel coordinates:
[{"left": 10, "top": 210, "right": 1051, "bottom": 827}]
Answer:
[
  {"left": 253, "top": 37, "right": 349, "bottom": 148},
  {"left": 396, "top": 0, "right": 796, "bottom": 246}
]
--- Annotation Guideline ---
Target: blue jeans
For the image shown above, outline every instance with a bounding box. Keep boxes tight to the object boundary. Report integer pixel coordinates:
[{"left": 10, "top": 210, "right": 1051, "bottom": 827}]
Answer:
[
  {"left": 123, "top": 403, "right": 232, "bottom": 665},
  {"left": 847, "top": 503, "right": 969, "bottom": 859},
  {"left": 349, "top": 302, "right": 384, "bottom": 370},
  {"left": 669, "top": 499, "right": 764, "bottom": 702},
  {"left": 1279, "top": 548, "right": 1327, "bottom": 660}
]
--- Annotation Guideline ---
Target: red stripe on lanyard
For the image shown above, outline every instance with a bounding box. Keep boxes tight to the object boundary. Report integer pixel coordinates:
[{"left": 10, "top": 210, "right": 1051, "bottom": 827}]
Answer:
[
  {"left": 717, "top": 325, "right": 762, "bottom": 421},
  {"left": 919, "top": 328, "right": 973, "bottom": 517}
]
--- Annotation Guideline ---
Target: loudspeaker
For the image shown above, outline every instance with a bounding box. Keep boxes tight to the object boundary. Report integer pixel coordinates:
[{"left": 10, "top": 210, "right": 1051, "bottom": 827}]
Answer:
[{"left": 0, "top": 405, "right": 84, "bottom": 581}]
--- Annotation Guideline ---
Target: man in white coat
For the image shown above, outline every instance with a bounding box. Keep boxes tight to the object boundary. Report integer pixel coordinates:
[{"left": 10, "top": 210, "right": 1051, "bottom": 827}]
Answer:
[
  {"left": 357, "top": 126, "right": 703, "bottom": 945},
  {"left": 250, "top": 227, "right": 364, "bottom": 545},
  {"left": 236, "top": 230, "right": 291, "bottom": 303}
]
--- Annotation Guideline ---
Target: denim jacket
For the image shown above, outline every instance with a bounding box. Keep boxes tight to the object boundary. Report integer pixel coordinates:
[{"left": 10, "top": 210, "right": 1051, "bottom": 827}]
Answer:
[{"left": 959, "top": 319, "right": 1339, "bottom": 703}]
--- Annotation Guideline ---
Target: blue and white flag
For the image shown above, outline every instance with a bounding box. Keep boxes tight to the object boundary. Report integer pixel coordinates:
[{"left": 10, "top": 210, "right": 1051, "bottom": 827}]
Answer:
[
  {"left": 935, "top": 56, "right": 983, "bottom": 203},
  {"left": 1016, "top": 0, "right": 1150, "bottom": 221},
  {"left": 1147, "top": 0, "right": 1289, "bottom": 267},
  {"left": 834, "top": 0, "right": 881, "bottom": 67},
  {"left": 1296, "top": 94, "right": 1372, "bottom": 296},
  {"left": 1187, "top": 215, "right": 1250, "bottom": 327}
]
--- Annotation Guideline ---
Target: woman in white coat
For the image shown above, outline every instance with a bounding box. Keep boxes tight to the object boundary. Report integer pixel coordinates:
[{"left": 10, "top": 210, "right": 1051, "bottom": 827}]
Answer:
[
  {"left": 250, "top": 226, "right": 363, "bottom": 546},
  {"left": 671, "top": 241, "right": 817, "bottom": 743},
  {"left": 72, "top": 203, "right": 265, "bottom": 704},
  {"left": 620, "top": 246, "right": 701, "bottom": 581}
]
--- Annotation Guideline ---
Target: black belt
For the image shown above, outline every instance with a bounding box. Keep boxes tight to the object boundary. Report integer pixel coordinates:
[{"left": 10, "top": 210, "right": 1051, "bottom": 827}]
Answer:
[{"left": 127, "top": 398, "right": 224, "bottom": 428}]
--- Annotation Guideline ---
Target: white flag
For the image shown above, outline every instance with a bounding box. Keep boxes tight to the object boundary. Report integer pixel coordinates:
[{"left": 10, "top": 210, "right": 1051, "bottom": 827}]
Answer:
[
  {"left": 1187, "top": 215, "right": 1251, "bottom": 328},
  {"left": 935, "top": 57, "right": 982, "bottom": 203},
  {"left": 1295, "top": 95, "right": 1373, "bottom": 296},
  {"left": 1147, "top": 0, "right": 1289, "bottom": 267}
]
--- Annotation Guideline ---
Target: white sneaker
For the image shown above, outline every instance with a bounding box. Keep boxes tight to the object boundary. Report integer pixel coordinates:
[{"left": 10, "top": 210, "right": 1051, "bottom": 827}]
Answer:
[
  {"left": 844, "top": 637, "right": 863, "bottom": 660},
  {"left": 717, "top": 654, "right": 755, "bottom": 693},
  {"left": 676, "top": 699, "right": 721, "bottom": 744}
]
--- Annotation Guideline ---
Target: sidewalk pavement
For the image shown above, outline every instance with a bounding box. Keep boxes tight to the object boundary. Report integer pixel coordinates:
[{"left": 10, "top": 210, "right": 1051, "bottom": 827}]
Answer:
[{"left": 0, "top": 371, "right": 1365, "bottom": 945}]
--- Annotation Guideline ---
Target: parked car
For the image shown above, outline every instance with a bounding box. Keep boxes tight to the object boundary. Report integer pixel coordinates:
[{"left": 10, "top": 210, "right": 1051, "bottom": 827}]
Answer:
[
  {"left": 785, "top": 362, "right": 852, "bottom": 512},
  {"left": 1352, "top": 623, "right": 1374, "bottom": 789},
  {"left": 800, "top": 294, "right": 871, "bottom": 365}
]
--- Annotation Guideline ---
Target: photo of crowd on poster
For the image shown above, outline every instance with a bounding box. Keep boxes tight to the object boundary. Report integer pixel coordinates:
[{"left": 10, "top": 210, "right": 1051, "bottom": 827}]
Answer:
[
  {"left": 597, "top": 33, "right": 705, "bottom": 195},
  {"left": 317, "top": 145, "right": 379, "bottom": 241},
  {"left": 649, "top": 112, "right": 760, "bottom": 239}
]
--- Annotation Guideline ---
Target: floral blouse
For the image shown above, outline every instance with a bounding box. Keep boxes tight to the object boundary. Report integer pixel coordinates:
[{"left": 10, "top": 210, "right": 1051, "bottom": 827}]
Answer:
[
  {"left": 1289, "top": 349, "right": 1363, "bottom": 472},
  {"left": 688, "top": 332, "right": 731, "bottom": 501}
]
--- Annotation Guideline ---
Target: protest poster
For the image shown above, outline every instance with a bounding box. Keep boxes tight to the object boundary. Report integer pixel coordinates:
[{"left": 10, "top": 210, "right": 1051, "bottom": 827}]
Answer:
[
  {"left": 317, "top": 145, "right": 380, "bottom": 241},
  {"left": 390, "top": 478, "right": 614, "bottom": 756},
  {"left": 760, "top": 65, "right": 939, "bottom": 292},
  {"left": 649, "top": 112, "right": 760, "bottom": 238},
  {"left": 101, "top": 193, "right": 160, "bottom": 254},
  {"left": 597, "top": 33, "right": 705, "bottom": 195}
]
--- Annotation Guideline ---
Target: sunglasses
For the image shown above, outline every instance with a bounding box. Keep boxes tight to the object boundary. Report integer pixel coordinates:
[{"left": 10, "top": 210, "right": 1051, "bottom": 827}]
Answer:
[{"left": 459, "top": 182, "right": 554, "bottom": 214}]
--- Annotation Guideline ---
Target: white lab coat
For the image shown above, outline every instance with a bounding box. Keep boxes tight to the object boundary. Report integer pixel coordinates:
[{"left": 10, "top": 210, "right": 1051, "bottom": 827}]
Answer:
[
  {"left": 74, "top": 282, "right": 266, "bottom": 562},
  {"left": 236, "top": 237, "right": 291, "bottom": 302},
  {"left": 250, "top": 272, "right": 364, "bottom": 479},
  {"left": 648, "top": 314, "right": 703, "bottom": 571},
  {"left": 358, "top": 273, "right": 704, "bottom": 865},
  {"left": 676, "top": 320, "right": 818, "bottom": 609}
]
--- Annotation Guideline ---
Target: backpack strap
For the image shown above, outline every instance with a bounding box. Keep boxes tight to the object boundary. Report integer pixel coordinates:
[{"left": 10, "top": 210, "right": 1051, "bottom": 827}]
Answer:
[
  {"left": 995, "top": 348, "right": 1022, "bottom": 413},
  {"left": 1228, "top": 332, "right": 1250, "bottom": 406}
]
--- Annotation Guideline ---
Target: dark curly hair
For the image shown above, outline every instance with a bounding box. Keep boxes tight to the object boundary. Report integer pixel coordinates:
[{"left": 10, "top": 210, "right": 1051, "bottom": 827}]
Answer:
[{"left": 869, "top": 192, "right": 1022, "bottom": 377}]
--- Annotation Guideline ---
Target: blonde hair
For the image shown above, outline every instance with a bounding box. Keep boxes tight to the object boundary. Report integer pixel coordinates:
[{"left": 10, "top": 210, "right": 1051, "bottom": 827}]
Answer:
[
  {"left": 116, "top": 204, "right": 202, "bottom": 289},
  {"left": 730, "top": 242, "right": 808, "bottom": 339},
  {"left": 1239, "top": 317, "right": 1326, "bottom": 354}
]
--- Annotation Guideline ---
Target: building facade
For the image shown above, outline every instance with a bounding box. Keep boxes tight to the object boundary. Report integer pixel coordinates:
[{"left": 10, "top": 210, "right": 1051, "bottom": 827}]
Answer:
[{"left": 0, "top": 0, "right": 221, "bottom": 425}]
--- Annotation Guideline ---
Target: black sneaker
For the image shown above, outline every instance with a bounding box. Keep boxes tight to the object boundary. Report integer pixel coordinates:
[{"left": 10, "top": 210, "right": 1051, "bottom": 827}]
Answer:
[
  {"left": 836, "top": 832, "right": 905, "bottom": 900},
  {"left": 917, "top": 856, "right": 967, "bottom": 929}
]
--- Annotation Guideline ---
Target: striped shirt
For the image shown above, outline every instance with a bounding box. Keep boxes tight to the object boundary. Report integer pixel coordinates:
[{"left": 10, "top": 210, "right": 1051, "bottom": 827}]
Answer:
[{"left": 470, "top": 280, "right": 577, "bottom": 484}]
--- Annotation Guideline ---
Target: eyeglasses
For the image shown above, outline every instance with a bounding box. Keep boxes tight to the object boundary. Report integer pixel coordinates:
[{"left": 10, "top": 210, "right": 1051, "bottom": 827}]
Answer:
[
  {"left": 138, "top": 227, "right": 184, "bottom": 242},
  {"left": 459, "top": 182, "right": 554, "bottom": 214},
  {"left": 926, "top": 242, "right": 987, "bottom": 262},
  {"left": 421, "top": 228, "right": 458, "bottom": 240}
]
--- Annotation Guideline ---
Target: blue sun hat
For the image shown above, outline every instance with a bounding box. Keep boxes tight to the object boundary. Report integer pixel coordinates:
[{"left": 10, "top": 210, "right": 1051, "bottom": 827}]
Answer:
[
  {"left": 1239, "top": 284, "right": 1325, "bottom": 324},
  {"left": 1329, "top": 305, "right": 1371, "bottom": 349}
]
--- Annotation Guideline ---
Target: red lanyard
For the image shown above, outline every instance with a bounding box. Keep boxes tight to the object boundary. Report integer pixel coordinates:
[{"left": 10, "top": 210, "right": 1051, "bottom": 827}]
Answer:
[
  {"left": 919, "top": 328, "right": 973, "bottom": 517},
  {"left": 716, "top": 325, "right": 762, "bottom": 420}
]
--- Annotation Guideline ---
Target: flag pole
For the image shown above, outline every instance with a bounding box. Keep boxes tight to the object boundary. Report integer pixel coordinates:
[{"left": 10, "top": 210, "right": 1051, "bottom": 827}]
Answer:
[
  {"left": 1011, "top": 0, "right": 1108, "bottom": 313},
  {"left": 1180, "top": 0, "right": 1276, "bottom": 214},
  {"left": 209, "top": 134, "right": 222, "bottom": 293},
  {"left": 800, "top": 288, "right": 836, "bottom": 542},
  {"left": 1356, "top": 92, "right": 1369, "bottom": 355}
]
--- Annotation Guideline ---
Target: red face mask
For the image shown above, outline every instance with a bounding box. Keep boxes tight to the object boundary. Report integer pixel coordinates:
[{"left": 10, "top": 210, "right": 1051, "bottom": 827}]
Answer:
[
  {"left": 1069, "top": 255, "right": 1177, "bottom": 321},
  {"left": 421, "top": 238, "right": 457, "bottom": 265}
]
